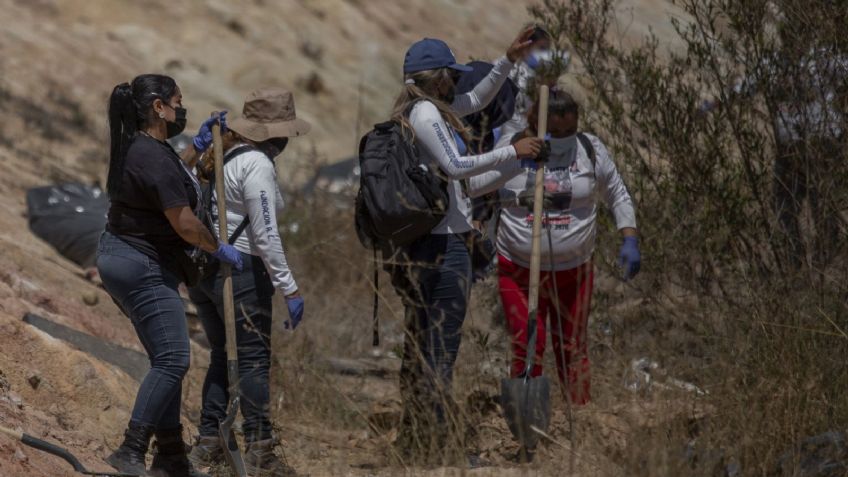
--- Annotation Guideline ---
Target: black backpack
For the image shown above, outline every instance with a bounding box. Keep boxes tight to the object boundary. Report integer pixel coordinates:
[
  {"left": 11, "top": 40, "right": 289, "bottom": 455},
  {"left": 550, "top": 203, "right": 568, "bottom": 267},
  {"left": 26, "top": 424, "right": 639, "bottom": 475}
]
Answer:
[
  {"left": 354, "top": 121, "right": 449, "bottom": 249},
  {"left": 354, "top": 119, "right": 449, "bottom": 345}
]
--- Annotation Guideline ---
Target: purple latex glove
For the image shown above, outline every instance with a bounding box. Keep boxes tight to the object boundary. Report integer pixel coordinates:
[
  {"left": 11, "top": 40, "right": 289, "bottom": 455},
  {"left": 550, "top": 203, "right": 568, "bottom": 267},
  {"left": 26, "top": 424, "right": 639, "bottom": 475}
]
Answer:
[
  {"left": 284, "top": 295, "right": 305, "bottom": 330},
  {"left": 192, "top": 111, "right": 228, "bottom": 152},
  {"left": 618, "top": 236, "right": 641, "bottom": 281},
  {"left": 212, "top": 242, "right": 243, "bottom": 272}
]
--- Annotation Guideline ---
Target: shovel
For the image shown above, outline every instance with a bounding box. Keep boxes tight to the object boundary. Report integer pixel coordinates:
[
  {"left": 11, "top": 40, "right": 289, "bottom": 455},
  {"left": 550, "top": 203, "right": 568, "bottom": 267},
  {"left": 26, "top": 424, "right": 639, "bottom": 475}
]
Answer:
[
  {"left": 0, "top": 425, "right": 138, "bottom": 476},
  {"left": 212, "top": 123, "right": 248, "bottom": 477},
  {"left": 500, "top": 85, "right": 552, "bottom": 452}
]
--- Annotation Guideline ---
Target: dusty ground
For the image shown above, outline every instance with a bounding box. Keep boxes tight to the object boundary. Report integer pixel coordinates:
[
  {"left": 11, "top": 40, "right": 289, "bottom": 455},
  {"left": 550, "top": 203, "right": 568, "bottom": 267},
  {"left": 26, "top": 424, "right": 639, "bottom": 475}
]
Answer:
[{"left": 0, "top": 1, "right": 708, "bottom": 476}]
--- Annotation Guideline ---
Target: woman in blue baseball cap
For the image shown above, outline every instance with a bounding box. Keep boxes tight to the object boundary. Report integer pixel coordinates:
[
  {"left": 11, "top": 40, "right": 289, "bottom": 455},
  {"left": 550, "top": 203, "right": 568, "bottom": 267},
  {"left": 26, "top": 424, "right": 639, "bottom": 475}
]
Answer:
[{"left": 390, "top": 27, "right": 543, "bottom": 465}]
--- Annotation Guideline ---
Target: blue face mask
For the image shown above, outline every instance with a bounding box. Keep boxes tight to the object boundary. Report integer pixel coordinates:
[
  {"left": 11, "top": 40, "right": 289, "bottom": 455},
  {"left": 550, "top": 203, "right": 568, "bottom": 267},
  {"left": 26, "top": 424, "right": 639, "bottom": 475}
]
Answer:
[{"left": 525, "top": 53, "right": 541, "bottom": 70}]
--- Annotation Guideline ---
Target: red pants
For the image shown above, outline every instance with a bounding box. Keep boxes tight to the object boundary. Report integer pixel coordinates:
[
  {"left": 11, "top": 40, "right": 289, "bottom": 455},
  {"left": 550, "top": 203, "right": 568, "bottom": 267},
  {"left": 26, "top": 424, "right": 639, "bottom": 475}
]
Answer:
[{"left": 498, "top": 254, "right": 594, "bottom": 405}]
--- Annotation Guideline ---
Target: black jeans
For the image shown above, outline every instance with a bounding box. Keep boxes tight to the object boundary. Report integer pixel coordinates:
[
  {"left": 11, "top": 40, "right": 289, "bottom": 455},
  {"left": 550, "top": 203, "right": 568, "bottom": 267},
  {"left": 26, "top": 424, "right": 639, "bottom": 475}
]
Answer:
[
  {"left": 188, "top": 253, "right": 275, "bottom": 443},
  {"left": 394, "top": 233, "right": 471, "bottom": 446},
  {"left": 96, "top": 232, "right": 190, "bottom": 430}
]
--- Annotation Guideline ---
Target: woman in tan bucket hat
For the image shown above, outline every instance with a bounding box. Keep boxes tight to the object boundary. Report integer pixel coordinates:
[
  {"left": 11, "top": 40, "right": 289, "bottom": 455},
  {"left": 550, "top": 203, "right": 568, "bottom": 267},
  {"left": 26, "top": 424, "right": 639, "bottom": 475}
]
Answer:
[{"left": 187, "top": 87, "right": 308, "bottom": 476}]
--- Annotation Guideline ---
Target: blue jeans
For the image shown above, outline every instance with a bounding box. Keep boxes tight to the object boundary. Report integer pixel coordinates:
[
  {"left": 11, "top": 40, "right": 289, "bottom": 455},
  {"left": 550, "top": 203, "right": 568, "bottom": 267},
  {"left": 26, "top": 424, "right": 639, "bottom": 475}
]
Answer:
[
  {"left": 96, "top": 232, "right": 191, "bottom": 430},
  {"left": 188, "top": 253, "right": 275, "bottom": 443},
  {"left": 397, "top": 233, "right": 471, "bottom": 429}
]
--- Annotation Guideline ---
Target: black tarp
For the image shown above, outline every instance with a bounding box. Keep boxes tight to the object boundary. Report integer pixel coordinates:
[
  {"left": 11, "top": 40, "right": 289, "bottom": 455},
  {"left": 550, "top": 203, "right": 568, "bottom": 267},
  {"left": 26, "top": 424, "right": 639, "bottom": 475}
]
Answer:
[{"left": 26, "top": 183, "right": 108, "bottom": 268}]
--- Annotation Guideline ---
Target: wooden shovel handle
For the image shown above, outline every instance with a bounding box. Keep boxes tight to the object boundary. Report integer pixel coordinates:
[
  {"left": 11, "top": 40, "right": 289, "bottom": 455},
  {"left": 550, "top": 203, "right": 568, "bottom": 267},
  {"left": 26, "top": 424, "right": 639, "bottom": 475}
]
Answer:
[
  {"left": 528, "top": 86, "right": 549, "bottom": 323},
  {"left": 212, "top": 124, "right": 238, "bottom": 363},
  {"left": 0, "top": 424, "right": 23, "bottom": 441}
]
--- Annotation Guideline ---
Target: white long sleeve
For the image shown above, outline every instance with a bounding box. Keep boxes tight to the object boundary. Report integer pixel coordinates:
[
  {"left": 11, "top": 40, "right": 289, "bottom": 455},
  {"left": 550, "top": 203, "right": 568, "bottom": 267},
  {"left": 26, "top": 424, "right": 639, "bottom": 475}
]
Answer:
[
  {"left": 495, "top": 133, "right": 637, "bottom": 271},
  {"left": 409, "top": 100, "right": 518, "bottom": 233},
  {"left": 467, "top": 130, "right": 525, "bottom": 197},
  {"left": 450, "top": 56, "right": 515, "bottom": 117},
  {"left": 467, "top": 160, "right": 523, "bottom": 197},
  {"left": 591, "top": 135, "right": 636, "bottom": 230},
  {"left": 216, "top": 147, "right": 298, "bottom": 295},
  {"left": 410, "top": 101, "right": 517, "bottom": 180}
]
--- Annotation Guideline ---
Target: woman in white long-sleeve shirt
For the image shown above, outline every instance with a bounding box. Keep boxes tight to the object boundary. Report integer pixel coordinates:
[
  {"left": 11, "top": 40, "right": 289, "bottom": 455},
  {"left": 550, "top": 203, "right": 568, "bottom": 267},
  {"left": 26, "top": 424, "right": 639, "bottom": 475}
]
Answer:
[
  {"left": 187, "top": 88, "right": 307, "bottom": 476},
  {"left": 468, "top": 89, "right": 641, "bottom": 412},
  {"left": 389, "top": 31, "right": 543, "bottom": 464}
]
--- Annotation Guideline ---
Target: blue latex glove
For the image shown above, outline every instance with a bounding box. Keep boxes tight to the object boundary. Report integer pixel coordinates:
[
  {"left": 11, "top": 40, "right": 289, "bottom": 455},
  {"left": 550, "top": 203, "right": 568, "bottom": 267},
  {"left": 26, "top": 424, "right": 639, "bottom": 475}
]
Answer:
[
  {"left": 618, "top": 236, "right": 641, "bottom": 281},
  {"left": 192, "top": 111, "right": 228, "bottom": 153},
  {"left": 212, "top": 242, "right": 243, "bottom": 272},
  {"left": 453, "top": 131, "right": 467, "bottom": 156},
  {"left": 284, "top": 295, "right": 305, "bottom": 330}
]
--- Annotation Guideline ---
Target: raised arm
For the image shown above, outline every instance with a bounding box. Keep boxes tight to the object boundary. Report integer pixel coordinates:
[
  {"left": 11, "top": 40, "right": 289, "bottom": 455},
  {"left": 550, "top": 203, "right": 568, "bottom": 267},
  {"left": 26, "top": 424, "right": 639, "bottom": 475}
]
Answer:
[
  {"left": 181, "top": 111, "right": 228, "bottom": 169},
  {"left": 411, "top": 102, "right": 542, "bottom": 180},
  {"left": 467, "top": 160, "right": 524, "bottom": 197},
  {"left": 451, "top": 56, "right": 514, "bottom": 117},
  {"left": 411, "top": 101, "right": 516, "bottom": 179},
  {"left": 451, "top": 27, "right": 536, "bottom": 117}
]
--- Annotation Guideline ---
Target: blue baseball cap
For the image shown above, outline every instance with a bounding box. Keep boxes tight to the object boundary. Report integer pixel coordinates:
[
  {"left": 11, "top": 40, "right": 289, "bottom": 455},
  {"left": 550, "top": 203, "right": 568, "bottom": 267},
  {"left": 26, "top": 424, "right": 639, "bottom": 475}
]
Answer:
[{"left": 403, "top": 38, "right": 474, "bottom": 74}]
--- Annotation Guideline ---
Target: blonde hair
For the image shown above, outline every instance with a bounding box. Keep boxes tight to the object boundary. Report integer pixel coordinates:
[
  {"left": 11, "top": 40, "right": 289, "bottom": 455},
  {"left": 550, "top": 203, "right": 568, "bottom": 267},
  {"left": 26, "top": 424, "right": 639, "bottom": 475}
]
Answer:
[
  {"left": 197, "top": 130, "right": 254, "bottom": 182},
  {"left": 391, "top": 68, "right": 470, "bottom": 144}
]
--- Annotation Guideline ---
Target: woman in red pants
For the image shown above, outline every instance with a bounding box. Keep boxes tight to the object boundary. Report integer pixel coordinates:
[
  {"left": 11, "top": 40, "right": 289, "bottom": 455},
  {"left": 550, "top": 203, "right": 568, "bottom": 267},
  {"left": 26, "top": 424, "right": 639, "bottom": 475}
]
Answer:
[{"left": 469, "top": 88, "right": 640, "bottom": 406}]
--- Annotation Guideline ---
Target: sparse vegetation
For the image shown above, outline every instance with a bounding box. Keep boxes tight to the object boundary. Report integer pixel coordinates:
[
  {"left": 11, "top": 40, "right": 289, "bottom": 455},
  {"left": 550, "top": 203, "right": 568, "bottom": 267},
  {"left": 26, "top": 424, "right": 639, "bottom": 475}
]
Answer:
[
  {"left": 525, "top": 0, "right": 848, "bottom": 474},
  {"left": 265, "top": 1, "right": 848, "bottom": 474}
]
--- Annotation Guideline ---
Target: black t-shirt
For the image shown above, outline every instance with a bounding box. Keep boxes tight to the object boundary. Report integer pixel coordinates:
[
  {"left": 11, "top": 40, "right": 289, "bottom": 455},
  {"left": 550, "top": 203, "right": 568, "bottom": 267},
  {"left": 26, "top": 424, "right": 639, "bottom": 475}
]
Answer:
[{"left": 107, "top": 134, "right": 199, "bottom": 265}]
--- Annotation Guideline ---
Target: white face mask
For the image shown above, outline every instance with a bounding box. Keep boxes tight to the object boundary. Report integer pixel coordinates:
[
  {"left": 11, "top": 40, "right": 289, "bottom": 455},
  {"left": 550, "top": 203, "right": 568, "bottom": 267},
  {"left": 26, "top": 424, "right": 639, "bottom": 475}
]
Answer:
[{"left": 547, "top": 135, "right": 578, "bottom": 164}]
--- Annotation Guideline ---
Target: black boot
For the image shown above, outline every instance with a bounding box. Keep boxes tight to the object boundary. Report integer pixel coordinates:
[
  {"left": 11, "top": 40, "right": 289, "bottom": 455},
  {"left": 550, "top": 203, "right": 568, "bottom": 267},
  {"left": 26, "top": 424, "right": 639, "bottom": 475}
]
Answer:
[
  {"left": 244, "top": 438, "right": 301, "bottom": 477},
  {"left": 106, "top": 423, "right": 154, "bottom": 476},
  {"left": 149, "top": 426, "right": 210, "bottom": 477},
  {"left": 186, "top": 435, "right": 223, "bottom": 468}
]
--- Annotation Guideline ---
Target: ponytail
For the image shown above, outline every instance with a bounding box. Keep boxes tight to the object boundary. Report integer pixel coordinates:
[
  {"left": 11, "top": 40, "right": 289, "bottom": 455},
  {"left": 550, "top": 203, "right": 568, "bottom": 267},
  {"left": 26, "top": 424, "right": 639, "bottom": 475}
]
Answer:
[
  {"left": 105, "top": 74, "right": 178, "bottom": 198},
  {"left": 107, "top": 82, "right": 136, "bottom": 198}
]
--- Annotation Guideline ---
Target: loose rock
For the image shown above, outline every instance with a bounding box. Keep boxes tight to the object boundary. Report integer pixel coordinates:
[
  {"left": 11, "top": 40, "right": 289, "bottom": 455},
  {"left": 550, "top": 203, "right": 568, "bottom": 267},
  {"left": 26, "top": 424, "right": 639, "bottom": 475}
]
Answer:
[
  {"left": 82, "top": 290, "right": 99, "bottom": 306},
  {"left": 14, "top": 447, "right": 28, "bottom": 463}
]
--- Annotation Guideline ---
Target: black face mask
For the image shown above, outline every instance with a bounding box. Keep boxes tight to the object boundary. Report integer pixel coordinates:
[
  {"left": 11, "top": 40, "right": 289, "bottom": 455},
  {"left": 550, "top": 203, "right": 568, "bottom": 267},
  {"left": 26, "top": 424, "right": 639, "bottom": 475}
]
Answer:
[
  {"left": 166, "top": 106, "right": 187, "bottom": 138},
  {"left": 258, "top": 137, "right": 288, "bottom": 159}
]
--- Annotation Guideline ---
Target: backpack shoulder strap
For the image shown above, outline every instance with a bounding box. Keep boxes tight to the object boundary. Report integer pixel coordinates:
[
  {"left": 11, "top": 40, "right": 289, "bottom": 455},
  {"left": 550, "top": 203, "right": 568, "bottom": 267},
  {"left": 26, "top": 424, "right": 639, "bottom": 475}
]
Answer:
[
  {"left": 224, "top": 145, "right": 259, "bottom": 165},
  {"left": 207, "top": 144, "right": 264, "bottom": 245},
  {"left": 576, "top": 132, "right": 597, "bottom": 178}
]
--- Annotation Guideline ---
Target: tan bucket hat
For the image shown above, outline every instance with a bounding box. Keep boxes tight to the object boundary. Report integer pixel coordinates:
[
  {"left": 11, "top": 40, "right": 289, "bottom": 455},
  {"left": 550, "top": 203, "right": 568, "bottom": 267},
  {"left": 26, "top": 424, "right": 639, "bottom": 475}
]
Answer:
[{"left": 227, "top": 87, "right": 311, "bottom": 141}]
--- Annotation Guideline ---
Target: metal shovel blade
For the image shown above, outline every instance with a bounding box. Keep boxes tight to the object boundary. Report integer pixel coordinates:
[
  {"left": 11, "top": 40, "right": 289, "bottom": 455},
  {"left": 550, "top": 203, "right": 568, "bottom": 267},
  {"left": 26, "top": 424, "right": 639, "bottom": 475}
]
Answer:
[
  {"left": 219, "top": 395, "right": 247, "bottom": 477},
  {"left": 500, "top": 375, "right": 551, "bottom": 449}
]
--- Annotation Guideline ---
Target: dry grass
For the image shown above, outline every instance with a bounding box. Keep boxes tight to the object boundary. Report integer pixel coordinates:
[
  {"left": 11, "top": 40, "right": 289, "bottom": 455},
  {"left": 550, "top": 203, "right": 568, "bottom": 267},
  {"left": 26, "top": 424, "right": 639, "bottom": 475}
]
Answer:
[{"left": 250, "top": 1, "right": 848, "bottom": 475}]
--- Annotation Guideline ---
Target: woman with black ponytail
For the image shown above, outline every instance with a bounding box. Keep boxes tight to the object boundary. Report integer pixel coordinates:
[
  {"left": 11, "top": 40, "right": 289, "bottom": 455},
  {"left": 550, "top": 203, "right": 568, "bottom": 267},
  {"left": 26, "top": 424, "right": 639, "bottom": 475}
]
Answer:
[{"left": 98, "top": 74, "right": 241, "bottom": 477}]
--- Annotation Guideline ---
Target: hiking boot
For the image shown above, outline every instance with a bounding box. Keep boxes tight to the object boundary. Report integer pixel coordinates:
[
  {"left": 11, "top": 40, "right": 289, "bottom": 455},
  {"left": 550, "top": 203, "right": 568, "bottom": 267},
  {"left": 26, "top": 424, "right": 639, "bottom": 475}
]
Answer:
[
  {"left": 149, "top": 426, "right": 210, "bottom": 477},
  {"left": 515, "top": 445, "right": 536, "bottom": 464},
  {"left": 106, "top": 423, "right": 154, "bottom": 476},
  {"left": 187, "top": 435, "right": 223, "bottom": 468},
  {"left": 467, "top": 453, "right": 492, "bottom": 469},
  {"left": 244, "top": 438, "right": 301, "bottom": 477}
]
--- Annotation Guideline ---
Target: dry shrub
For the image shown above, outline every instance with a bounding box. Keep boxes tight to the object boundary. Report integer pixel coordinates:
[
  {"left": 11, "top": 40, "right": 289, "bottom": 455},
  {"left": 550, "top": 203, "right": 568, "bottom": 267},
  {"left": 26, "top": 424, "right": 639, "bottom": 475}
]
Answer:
[{"left": 529, "top": 0, "right": 848, "bottom": 474}]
